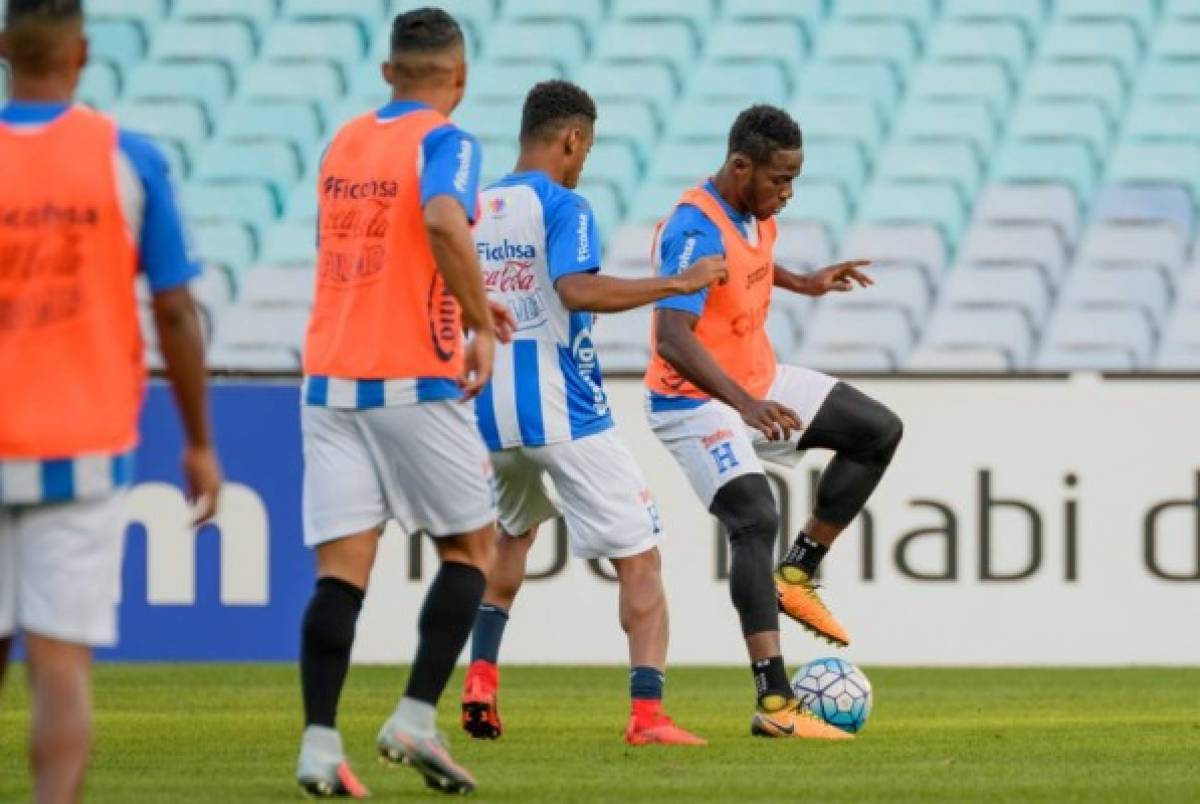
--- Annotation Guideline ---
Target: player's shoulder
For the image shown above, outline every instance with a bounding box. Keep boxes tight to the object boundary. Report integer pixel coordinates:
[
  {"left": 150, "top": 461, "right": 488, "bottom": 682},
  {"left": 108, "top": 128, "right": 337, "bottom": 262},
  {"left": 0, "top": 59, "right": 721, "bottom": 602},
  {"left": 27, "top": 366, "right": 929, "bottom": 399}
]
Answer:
[
  {"left": 423, "top": 119, "right": 479, "bottom": 154},
  {"left": 661, "top": 202, "right": 721, "bottom": 244},
  {"left": 115, "top": 127, "right": 173, "bottom": 181}
]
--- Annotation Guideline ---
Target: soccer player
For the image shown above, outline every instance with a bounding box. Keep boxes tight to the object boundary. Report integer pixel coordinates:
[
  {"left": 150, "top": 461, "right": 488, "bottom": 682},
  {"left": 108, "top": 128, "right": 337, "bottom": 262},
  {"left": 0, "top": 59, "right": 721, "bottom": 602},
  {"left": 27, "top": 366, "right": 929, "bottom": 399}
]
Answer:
[
  {"left": 0, "top": 1, "right": 222, "bottom": 801},
  {"left": 295, "top": 9, "right": 511, "bottom": 797},
  {"left": 460, "top": 81, "right": 721, "bottom": 746},
  {"left": 646, "top": 105, "right": 903, "bottom": 739}
]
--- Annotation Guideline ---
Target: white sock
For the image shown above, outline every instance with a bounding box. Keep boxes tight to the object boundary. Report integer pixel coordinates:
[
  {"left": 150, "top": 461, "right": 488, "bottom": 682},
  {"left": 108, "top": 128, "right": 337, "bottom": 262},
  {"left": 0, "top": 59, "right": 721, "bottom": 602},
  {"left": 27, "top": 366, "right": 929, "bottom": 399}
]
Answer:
[
  {"left": 392, "top": 696, "right": 437, "bottom": 735},
  {"left": 302, "top": 724, "right": 343, "bottom": 758}
]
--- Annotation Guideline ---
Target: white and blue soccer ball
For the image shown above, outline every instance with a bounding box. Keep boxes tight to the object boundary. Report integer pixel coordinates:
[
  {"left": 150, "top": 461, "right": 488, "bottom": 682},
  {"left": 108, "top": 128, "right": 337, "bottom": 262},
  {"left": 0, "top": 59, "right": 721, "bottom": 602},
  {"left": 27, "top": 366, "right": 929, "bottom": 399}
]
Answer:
[{"left": 791, "top": 657, "right": 873, "bottom": 734}]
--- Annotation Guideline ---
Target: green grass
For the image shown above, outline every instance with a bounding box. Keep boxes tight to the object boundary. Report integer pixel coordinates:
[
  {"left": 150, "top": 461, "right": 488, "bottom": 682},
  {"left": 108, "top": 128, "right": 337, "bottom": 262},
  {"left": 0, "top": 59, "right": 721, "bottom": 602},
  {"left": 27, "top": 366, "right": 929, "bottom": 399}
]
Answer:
[{"left": 2, "top": 665, "right": 1199, "bottom": 802}]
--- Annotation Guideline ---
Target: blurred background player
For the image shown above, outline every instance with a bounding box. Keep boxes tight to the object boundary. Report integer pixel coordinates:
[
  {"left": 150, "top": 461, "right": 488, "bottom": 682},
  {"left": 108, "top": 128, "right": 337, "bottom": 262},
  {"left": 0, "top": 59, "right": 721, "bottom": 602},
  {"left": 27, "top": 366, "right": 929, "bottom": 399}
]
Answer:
[
  {"left": 646, "top": 105, "right": 903, "bottom": 740},
  {"left": 461, "top": 81, "right": 722, "bottom": 747},
  {"left": 294, "top": 7, "right": 514, "bottom": 798},
  {"left": 0, "top": 0, "right": 222, "bottom": 801}
]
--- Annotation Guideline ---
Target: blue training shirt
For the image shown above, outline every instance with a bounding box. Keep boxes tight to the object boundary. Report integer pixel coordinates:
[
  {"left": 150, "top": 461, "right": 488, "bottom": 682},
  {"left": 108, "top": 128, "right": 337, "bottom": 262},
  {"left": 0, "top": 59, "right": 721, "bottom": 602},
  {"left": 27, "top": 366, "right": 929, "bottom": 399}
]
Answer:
[{"left": 472, "top": 170, "right": 613, "bottom": 450}]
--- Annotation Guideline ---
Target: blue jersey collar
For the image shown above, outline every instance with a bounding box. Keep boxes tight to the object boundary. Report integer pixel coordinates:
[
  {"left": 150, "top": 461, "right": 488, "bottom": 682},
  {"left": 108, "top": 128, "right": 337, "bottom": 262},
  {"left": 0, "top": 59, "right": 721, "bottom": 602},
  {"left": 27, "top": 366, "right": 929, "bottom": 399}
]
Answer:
[
  {"left": 376, "top": 98, "right": 433, "bottom": 121},
  {"left": 703, "top": 178, "right": 754, "bottom": 235},
  {"left": 0, "top": 100, "right": 72, "bottom": 125}
]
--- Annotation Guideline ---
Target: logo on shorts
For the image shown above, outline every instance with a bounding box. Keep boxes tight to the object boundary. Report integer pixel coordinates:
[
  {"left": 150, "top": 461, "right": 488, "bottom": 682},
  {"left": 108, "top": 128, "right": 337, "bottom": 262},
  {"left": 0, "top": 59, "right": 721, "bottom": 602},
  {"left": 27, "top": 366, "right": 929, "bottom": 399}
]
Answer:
[
  {"left": 488, "top": 195, "right": 506, "bottom": 216},
  {"left": 701, "top": 428, "right": 734, "bottom": 449},
  {"left": 708, "top": 442, "right": 740, "bottom": 474},
  {"left": 640, "top": 489, "right": 663, "bottom": 535}
]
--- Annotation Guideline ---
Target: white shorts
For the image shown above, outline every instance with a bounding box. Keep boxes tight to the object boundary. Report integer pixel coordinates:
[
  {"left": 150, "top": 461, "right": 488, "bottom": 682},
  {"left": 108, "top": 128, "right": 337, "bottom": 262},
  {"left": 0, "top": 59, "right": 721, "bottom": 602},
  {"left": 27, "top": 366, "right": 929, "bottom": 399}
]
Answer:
[
  {"left": 646, "top": 364, "right": 839, "bottom": 507},
  {"left": 302, "top": 402, "right": 496, "bottom": 546},
  {"left": 491, "top": 429, "right": 663, "bottom": 560},
  {"left": 0, "top": 493, "right": 127, "bottom": 647}
]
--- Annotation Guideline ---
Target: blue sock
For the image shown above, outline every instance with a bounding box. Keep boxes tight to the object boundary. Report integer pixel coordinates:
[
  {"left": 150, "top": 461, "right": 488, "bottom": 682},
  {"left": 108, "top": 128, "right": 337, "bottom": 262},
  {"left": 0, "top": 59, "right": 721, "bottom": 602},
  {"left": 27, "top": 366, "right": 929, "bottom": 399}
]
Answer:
[
  {"left": 470, "top": 604, "right": 509, "bottom": 664},
  {"left": 630, "top": 666, "right": 665, "bottom": 701}
]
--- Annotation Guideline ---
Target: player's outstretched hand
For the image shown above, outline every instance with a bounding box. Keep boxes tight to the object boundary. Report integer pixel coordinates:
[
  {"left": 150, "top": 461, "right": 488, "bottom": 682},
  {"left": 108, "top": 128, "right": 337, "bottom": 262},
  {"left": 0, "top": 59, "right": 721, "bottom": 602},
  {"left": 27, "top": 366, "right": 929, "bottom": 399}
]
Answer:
[
  {"left": 183, "top": 444, "right": 222, "bottom": 526},
  {"left": 678, "top": 256, "right": 730, "bottom": 293},
  {"left": 738, "top": 399, "right": 802, "bottom": 442},
  {"left": 459, "top": 332, "right": 495, "bottom": 402},
  {"left": 488, "top": 300, "right": 517, "bottom": 344},
  {"left": 811, "top": 260, "right": 874, "bottom": 294}
]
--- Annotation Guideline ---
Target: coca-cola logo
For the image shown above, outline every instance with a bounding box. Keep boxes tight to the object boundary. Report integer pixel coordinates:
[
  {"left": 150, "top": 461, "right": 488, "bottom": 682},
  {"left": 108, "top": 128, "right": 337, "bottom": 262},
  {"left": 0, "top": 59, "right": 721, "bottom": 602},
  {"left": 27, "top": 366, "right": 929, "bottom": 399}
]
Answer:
[{"left": 483, "top": 260, "right": 536, "bottom": 293}]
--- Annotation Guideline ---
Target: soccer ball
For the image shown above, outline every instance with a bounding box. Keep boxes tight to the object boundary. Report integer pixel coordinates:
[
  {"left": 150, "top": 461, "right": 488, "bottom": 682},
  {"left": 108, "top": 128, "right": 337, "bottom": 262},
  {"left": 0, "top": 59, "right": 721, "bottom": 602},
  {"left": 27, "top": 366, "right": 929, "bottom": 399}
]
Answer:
[{"left": 791, "top": 657, "right": 873, "bottom": 734}]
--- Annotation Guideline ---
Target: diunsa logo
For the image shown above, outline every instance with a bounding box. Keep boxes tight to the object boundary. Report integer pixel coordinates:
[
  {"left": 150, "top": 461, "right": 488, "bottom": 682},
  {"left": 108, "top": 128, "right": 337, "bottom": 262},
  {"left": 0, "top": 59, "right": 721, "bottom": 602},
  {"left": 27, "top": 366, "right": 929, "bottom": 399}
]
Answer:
[
  {"left": 678, "top": 236, "right": 697, "bottom": 269},
  {"left": 576, "top": 212, "right": 590, "bottom": 262}
]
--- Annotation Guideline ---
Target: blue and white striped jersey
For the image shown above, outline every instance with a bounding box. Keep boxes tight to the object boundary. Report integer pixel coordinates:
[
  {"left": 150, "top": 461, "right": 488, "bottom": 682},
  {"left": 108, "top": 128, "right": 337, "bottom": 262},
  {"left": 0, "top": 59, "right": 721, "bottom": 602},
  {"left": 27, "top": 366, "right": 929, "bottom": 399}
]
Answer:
[{"left": 473, "top": 171, "right": 613, "bottom": 451}]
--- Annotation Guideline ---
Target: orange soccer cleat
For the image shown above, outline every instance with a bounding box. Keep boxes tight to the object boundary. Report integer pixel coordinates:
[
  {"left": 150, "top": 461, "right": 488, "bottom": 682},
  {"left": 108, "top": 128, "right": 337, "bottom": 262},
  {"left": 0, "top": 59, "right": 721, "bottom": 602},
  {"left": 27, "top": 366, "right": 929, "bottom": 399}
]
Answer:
[
  {"left": 461, "top": 660, "right": 503, "bottom": 740},
  {"left": 750, "top": 698, "right": 854, "bottom": 741},
  {"left": 625, "top": 705, "right": 708, "bottom": 747},
  {"left": 775, "top": 566, "right": 851, "bottom": 647}
]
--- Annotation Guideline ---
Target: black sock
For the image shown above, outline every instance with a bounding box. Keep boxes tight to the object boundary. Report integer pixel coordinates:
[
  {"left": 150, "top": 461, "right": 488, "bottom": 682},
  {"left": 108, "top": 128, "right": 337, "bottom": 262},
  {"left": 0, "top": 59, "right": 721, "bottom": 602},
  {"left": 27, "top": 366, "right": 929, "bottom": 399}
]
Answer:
[
  {"left": 301, "top": 577, "right": 365, "bottom": 728},
  {"left": 781, "top": 532, "right": 828, "bottom": 576},
  {"left": 404, "top": 561, "right": 486, "bottom": 705},
  {"left": 752, "top": 656, "right": 793, "bottom": 708}
]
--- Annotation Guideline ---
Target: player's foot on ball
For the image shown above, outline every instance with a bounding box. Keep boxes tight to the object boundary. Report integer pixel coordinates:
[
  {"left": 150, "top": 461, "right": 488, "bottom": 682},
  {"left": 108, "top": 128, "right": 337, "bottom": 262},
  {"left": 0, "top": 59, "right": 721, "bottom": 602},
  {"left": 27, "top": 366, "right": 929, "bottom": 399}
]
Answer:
[
  {"left": 775, "top": 565, "right": 851, "bottom": 647},
  {"left": 297, "top": 727, "right": 370, "bottom": 799},
  {"left": 750, "top": 697, "right": 853, "bottom": 741},
  {"left": 377, "top": 720, "right": 477, "bottom": 795},
  {"left": 625, "top": 710, "right": 707, "bottom": 746},
  {"left": 461, "top": 659, "right": 503, "bottom": 740}
]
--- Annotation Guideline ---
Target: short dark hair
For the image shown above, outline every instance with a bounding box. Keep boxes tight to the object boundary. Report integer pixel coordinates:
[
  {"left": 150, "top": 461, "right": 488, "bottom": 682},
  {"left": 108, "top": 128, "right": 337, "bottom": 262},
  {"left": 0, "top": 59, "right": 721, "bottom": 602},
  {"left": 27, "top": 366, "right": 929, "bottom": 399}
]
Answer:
[
  {"left": 390, "top": 7, "right": 464, "bottom": 56},
  {"left": 520, "top": 80, "right": 597, "bottom": 143},
  {"left": 728, "top": 104, "right": 803, "bottom": 164},
  {"left": 4, "top": 0, "right": 81, "bottom": 26}
]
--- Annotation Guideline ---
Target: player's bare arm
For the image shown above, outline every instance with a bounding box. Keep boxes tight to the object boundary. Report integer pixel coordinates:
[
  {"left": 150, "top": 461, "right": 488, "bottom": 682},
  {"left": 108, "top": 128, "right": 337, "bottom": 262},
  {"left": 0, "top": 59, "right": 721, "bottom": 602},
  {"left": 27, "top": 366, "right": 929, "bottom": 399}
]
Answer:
[
  {"left": 556, "top": 256, "right": 728, "bottom": 313},
  {"left": 654, "top": 308, "right": 801, "bottom": 441},
  {"left": 773, "top": 260, "right": 873, "bottom": 295},
  {"left": 153, "top": 286, "right": 222, "bottom": 524},
  {"left": 424, "top": 194, "right": 496, "bottom": 400}
]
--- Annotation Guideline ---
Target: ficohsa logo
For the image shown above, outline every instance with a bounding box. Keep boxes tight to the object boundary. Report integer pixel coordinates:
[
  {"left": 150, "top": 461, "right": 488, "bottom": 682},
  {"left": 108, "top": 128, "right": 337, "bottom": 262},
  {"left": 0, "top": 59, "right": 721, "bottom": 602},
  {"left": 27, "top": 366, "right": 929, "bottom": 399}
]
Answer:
[{"left": 576, "top": 212, "right": 590, "bottom": 263}]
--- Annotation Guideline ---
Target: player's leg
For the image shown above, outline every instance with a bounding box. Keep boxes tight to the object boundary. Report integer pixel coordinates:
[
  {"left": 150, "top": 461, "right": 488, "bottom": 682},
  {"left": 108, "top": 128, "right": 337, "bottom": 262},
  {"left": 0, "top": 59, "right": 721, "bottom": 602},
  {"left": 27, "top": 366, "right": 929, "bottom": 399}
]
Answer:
[
  {"left": 24, "top": 633, "right": 92, "bottom": 804},
  {"left": 462, "top": 448, "right": 557, "bottom": 739},
  {"left": 366, "top": 401, "right": 496, "bottom": 793},
  {"left": 296, "top": 407, "right": 385, "bottom": 799},
  {"left": 0, "top": 507, "right": 14, "bottom": 690},
  {"left": 543, "top": 432, "right": 704, "bottom": 745},
  {"left": 768, "top": 372, "right": 903, "bottom": 646}
]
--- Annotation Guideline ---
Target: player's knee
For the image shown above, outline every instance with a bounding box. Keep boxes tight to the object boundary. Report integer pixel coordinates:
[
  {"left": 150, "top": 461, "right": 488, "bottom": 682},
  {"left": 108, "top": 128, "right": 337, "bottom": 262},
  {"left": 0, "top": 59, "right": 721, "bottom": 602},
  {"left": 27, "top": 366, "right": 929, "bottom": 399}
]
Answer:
[
  {"left": 711, "top": 474, "right": 779, "bottom": 544},
  {"left": 871, "top": 406, "right": 903, "bottom": 465}
]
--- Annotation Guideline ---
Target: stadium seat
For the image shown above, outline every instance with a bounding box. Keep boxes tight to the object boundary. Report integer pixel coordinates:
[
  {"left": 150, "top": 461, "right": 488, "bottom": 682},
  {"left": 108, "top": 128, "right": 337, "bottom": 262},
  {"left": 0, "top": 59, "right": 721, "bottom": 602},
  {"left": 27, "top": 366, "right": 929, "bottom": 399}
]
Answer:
[
  {"left": 573, "top": 62, "right": 677, "bottom": 120},
  {"left": 582, "top": 181, "right": 630, "bottom": 247},
  {"left": 591, "top": 101, "right": 659, "bottom": 163},
  {"left": 281, "top": 0, "right": 385, "bottom": 34},
  {"left": 628, "top": 179, "right": 692, "bottom": 223},
  {"left": 957, "top": 223, "right": 1070, "bottom": 286},
  {"left": 213, "top": 306, "right": 310, "bottom": 350},
  {"left": 480, "top": 140, "right": 519, "bottom": 187},
  {"left": 482, "top": 20, "right": 588, "bottom": 73},
  {"left": 833, "top": 0, "right": 938, "bottom": 31},
  {"left": 797, "top": 60, "right": 904, "bottom": 117},
  {"left": 688, "top": 61, "right": 791, "bottom": 105},
  {"left": 794, "top": 344, "right": 899, "bottom": 373},
  {"left": 259, "top": 221, "right": 319, "bottom": 266},
  {"left": 779, "top": 182, "right": 853, "bottom": 241},
  {"left": 1165, "top": 0, "right": 1200, "bottom": 17},
  {"left": 792, "top": 138, "right": 869, "bottom": 197},
  {"left": 1039, "top": 22, "right": 1144, "bottom": 83},
  {"left": 263, "top": 20, "right": 368, "bottom": 69},
  {"left": 239, "top": 267, "right": 316, "bottom": 308},
  {"left": 800, "top": 308, "right": 917, "bottom": 370},
  {"left": 591, "top": 308, "right": 653, "bottom": 373},
  {"left": 150, "top": 21, "right": 258, "bottom": 66},
  {"left": 173, "top": 0, "right": 278, "bottom": 34},
  {"left": 892, "top": 99, "right": 1000, "bottom": 158},
  {"left": 194, "top": 141, "right": 304, "bottom": 199},
  {"left": 938, "top": 267, "right": 1053, "bottom": 330},
  {"left": 940, "top": 0, "right": 1047, "bottom": 40},
  {"left": 611, "top": 0, "right": 716, "bottom": 37},
  {"left": 184, "top": 181, "right": 281, "bottom": 230},
  {"left": 605, "top": 225, "right": 658, "bottom": 278},
  {"left": 582, "top": 141, "right": 640, "bottom": 207},
  {"left": 1124, "top": 99, "right": 1200, "bottom": 144},
  {"left": 468, "top": 60, "right": 563, "bottom": 102},
  {"left": 502, "top": 0, "right": 604, "bottom": 35},
  {"left": 1024, "top": 62, "right": 1127, "bottom": 123},
  {"left": 78, "top": 61, "right": 123, "bottom": 110},
  {"left": 285, "top": 181, "right": 319, "bottom": 223},
  {"left": 722, "top": 0, "right": 824, "bottom": 49},
  {"left": 206, "top": 345, "right": 303, "bottom": 371},
  {"left": 905, "top": 343, "right": 1015, "bottom": 372},
  {"left": 920, "top": 307, "right": 1036, "bottom": 369},
  {"left": 857, "top": 183, "right": 967, "bottom": 243},
  {"left": 766, "top": 309, "right": 799, "bottom": 362},
  {"left": 124, "top": 61, "right": 234, "bottom": 121},
  {"left": 1153, "top": 20, "right": 1200, "bottom": 58},
  {"left": 190, "top": 221, "right": 258, "bottom": 272},
  {"left": 157, "top": 141, "right": 193, "bottom": 181},
  {"left": 820, "top": 270, "right": 934, "bottom": 328},
  {"left": 1091, "top": 185, "right": 1194, "bottom": 241},
  {"left": 906, "top": 61, "right": 1013, "bottom": 119},
  {"left": 1059, "top": 267, "right": 1172, "bottom": 326},
  {"left": 454, "top": 99, "right": 522, "bottom": 142},
  {"left": 706, "top": 21, "right": 809, "bottom": 72},
  {"left": 192, "top": 268, "right": 236, "bottom": 312},
  {"left": 1008, "top": 101, "right": 1115, "bottom": 162},
  {"left": 975, "top": 185, "right": 1081, "bottom": 244},
  {"left": 1107, "top": 142, "right": 1200, "bottom": 205},
  {"left": 875, "top": 142, "right": 982, "bottom": 202},
  {"left": 840, "top": 224, "right": 949, "bottom": 283},
  {"left": 790, "top": 99, "right": 886, "bottom": 155},
  {"left": 665, "top": 98, "right": 744, "bottom": 144},
  {"left": 86, "top": 18, "right": 147, "bottom": 68},
  {"left": 1054, "top": 0, "right": 1158, "bottom": 41},
  {"left": 1139, "top": 58, "right": 1200, "bottom": 98},
  {"left": 218, "top": 100, "right": 325, "bottom": 150},
  {"left": 927, "top": 20, "right": 1030, "bottom": 83},
  {"left": 114, "top": 99, "right": 210, "bottom": 151},
  {"left": 238, "top": 62, "right": 346, "bottom": 111},
  {"left": 90, "top": 0, "right": 168, "bottom": 24},
  {"left": 1036, "top": 308, "right": 1156, "bottom": 371},
  {"left": 813, "top": 20, "right": 920, "bottom": 75},
  {"left": 1076, "top": 222, "right": 1188, "bottom": 278},
  {"left": 990, "top": 140, "right": 1099, "bottom": 202},
  {"left": 775, "top": 221, "right": 834, "bottom": 273}
]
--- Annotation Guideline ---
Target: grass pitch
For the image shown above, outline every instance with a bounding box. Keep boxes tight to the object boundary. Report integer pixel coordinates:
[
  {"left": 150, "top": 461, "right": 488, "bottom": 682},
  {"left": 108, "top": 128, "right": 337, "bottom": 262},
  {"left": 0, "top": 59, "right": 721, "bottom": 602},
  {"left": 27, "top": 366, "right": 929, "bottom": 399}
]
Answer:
[{"left": 2, "top": 665, "right": 1198, "bottom": 802}]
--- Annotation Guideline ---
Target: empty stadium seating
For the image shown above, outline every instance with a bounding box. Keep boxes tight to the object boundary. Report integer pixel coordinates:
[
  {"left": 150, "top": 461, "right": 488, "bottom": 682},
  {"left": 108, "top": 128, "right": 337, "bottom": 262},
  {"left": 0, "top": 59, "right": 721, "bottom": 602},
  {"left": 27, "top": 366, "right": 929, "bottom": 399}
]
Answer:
[{"left": 16, "top": 0, "right": 1197, "bottom": 374}]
